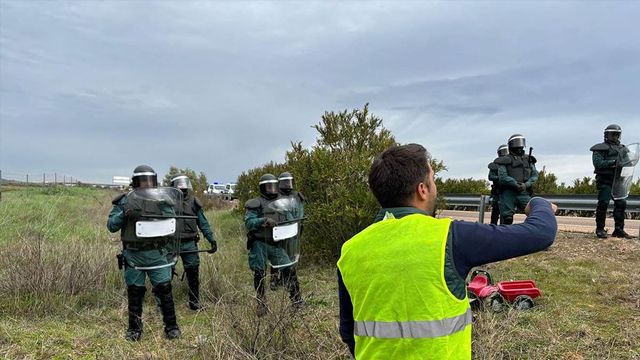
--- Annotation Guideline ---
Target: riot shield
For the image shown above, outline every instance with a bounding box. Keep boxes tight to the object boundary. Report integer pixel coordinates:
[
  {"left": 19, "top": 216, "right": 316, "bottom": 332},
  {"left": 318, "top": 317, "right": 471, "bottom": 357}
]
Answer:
[
  {"left": 612, "top": 143, "right": 639, "bottom": 200},
  {"left": 265, "top": 196, "right": 302, "bottom": 269},
  {"left": 127, "top": 187, "right": 184, "bottom": 270}
]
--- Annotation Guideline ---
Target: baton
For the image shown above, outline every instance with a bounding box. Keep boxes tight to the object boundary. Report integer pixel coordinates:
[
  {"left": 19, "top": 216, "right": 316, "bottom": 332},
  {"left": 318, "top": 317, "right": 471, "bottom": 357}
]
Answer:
[
  {"left": 276, "top": 217, "right": 307, "bottom": 226},
  {"left": 180, "top": 249, "right": 215, "bottom": 254},
  {"left": 140, "top": 215, "right": 198, "bottom": 219}
]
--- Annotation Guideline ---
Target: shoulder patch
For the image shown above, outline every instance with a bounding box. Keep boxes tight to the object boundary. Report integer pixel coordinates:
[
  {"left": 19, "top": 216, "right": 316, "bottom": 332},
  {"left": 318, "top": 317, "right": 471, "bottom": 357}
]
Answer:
[
  {"left": 488, "top": 163, "right": 498, "bottom": 170},
  {"left": 111, "top": 193, "right": 126, "bottom": 205},
  {"left": 245, "top": 198, "right": 261, "bottom": 210},
  {"left": 494, "top": 156, "right": 512, "bottom": 165},
  {"left": 590, "top": 142, "right": 609, "bottom": 152}
]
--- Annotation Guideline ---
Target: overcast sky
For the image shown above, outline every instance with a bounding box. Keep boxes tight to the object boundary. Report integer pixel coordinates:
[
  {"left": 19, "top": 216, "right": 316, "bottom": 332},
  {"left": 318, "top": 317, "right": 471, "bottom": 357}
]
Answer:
[{"left": 1, "top": 1, "right": 639, "bottom": 185}]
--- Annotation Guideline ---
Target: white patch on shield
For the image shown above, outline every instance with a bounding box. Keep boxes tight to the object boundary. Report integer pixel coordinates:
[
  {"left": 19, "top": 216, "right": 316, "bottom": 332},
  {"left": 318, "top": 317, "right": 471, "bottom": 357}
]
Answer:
[
  {"left": 136, "top": 219, "right": 176, "bottom": 237},
  {"left": 272, "top": 223, "right": 299, "bottom": 241}
]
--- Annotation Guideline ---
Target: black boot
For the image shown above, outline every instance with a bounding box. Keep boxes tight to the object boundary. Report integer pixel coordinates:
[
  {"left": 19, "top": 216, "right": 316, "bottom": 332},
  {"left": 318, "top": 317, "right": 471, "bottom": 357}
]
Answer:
[
  {"left": 611, "top": 199, "right": 631, "bottom": 238},
  {"left": 270, "top": 266, "right": 280, "bottom": 291},
  {"left": 595, "top": 200, "right": 608, "bottom": 238},
  {"left": 125, "top": 285, "right": 146, "bottom": 341},
  {"left": 501, "top": 215, "right": 513, "bottom": 225},
  {"left": 283, "top": 267, "right": 305, "bottom": 309},
  {"left": 153, "top": 282, "right": 181, "bottom": 339},
  {"left": 490, "top": 203, "right": 500, "bottom": 225},
  {"left": 254, "top": 270, "right": 268, "bottom": 317},
  {"left": 185, "top": 267, "right": 203, "bottom": 310}
]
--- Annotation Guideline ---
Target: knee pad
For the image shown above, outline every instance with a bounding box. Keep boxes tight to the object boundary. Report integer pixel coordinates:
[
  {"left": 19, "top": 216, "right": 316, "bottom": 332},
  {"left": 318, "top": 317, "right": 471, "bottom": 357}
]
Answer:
[{"left": 153, "top": 282, "right": 172, "bottom": 296}]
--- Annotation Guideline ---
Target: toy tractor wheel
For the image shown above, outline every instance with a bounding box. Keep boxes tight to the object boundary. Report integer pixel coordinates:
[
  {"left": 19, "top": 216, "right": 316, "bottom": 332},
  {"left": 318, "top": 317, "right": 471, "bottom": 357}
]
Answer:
[
  {"left": 513, "top": 295, "right": 534, "bottom": 310},
  {"left": 487, "top": 292, "right": 504, "bottom": 313}
]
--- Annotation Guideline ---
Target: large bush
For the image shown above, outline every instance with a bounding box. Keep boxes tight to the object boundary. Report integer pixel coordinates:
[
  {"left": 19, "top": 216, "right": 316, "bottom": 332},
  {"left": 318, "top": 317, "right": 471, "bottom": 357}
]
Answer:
[
  {"left": 236, "top": 104, "right": 397, "bottom": 260},
  {"left": 437, "top": 178, "right": 489, "bottom": 194}
]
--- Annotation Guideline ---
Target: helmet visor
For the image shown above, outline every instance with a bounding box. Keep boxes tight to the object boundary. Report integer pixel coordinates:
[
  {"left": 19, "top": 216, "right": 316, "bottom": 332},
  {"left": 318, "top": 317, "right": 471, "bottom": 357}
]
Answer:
[
  {"left": 260, "top": 178, "right": 279, "bottom": 196},
  {"left": 508, "top": 136, "right": 526, "bottom": 149},
  {"left": 132, "top": 172, "right": 158, "bottom": 188},
  {"left": 278, "top": 176, "right": 294, "bottom": 191},
  {"left": 171, "top": 175, "right": 193, "bottom": 191}
]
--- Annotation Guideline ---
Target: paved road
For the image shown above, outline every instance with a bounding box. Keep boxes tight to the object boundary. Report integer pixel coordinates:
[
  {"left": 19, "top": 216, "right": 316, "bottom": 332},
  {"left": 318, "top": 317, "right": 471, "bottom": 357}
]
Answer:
[{"left": 440, "top": 210, "right": 640, "bottom": 238}]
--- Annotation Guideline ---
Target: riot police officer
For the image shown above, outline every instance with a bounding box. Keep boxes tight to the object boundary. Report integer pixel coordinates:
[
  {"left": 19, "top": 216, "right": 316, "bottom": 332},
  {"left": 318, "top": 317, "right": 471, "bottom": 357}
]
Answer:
[
  {"left": 488, "top": 145, "right": 509, "bottom": 225},
  {"left": 495, "top": 134, "right": 539, "bottom": 224},
  {"left": 244, "top": 174, "right": 300, "bottom": 316},
  {"left": 169, "top": 175, "right": 218, "bottom": 310},
  {"left": 107, "top": 165, "right": 180, "bottom": 341},
  {"left": 590, "top": 124, "right": 632, "bottom": 239},
  {"left": 267, "top": 172, "right": 305, "bottom": 300}
]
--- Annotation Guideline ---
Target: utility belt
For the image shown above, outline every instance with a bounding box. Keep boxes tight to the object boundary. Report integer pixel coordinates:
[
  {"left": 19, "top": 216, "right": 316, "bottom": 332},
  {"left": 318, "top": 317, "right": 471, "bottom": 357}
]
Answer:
[{"left": 122, "top": 240, "right": 168, "bottom": 252}]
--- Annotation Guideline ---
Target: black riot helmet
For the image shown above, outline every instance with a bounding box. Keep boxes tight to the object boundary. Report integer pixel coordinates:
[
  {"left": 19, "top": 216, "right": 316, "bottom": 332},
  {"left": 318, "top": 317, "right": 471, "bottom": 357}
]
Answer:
[
  {"left": 604, "top": 124, "right": 622, "bottom": 143},
  {"left": 278, "top": 172, "right": 294, "bottom": 195},
  {"left": 259, "top": 173, "right": 279, "bottom": 199},
  {"left": 508, "top": 134, "right": 526, "bottom": 156},
  {"left": 131, "top": 165, "right": 158, "bottom": 189},
  {"left": 170, "top": 174, "right": 192, "bottom": 194},
  {"left": 497, "top": 144, "right": 509, "bottom": 157}
]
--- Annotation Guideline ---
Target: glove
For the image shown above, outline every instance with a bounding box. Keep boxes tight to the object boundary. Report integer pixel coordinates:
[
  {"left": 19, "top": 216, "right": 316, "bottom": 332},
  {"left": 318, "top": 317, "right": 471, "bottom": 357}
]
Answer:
[
  {"left": 262, "top": 218, "right": 276, "bottom": 227},
  {"left": 516, "top": 182, "right": 527, "bottom": 193},
  {"left": 207, "top": 240, "right": 218, "bottom": 254}
]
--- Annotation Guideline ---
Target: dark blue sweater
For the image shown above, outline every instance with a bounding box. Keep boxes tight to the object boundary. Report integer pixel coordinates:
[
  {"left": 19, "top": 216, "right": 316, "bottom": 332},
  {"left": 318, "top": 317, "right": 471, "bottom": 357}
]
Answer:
[{"left": 338, "top": 197, "right": 557, "bottom": 356}]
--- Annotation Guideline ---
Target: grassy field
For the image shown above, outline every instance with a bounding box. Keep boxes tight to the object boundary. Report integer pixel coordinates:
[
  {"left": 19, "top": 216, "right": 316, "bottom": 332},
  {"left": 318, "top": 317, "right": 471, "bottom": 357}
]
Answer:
[{"left": 0, "top": 186, "right": 638, "bottom": 359}]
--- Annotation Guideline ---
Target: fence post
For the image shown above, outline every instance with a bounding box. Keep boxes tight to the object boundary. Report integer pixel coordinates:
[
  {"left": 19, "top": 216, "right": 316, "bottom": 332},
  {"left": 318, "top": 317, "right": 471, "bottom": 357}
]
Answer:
[
  {"left": 55, "top": 173, "right": 57, "bottom": 184},
  {"left": 478, "top": 195, "right": 487, "bottom": 223},
  {"left": 43, "top": 173, "right": 46, "bottom": 185},
  {"left": 26, "top": 174, "right": 29, "bottom": 184}
]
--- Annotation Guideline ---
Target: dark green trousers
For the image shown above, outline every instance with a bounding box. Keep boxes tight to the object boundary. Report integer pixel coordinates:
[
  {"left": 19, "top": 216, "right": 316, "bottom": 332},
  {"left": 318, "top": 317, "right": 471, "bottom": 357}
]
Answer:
[
  {"left": 595, "top": 182, "right": 627, "bottom": 231},
  {"left": 499, "top": 189, "right": 531, "bottom": 225}
]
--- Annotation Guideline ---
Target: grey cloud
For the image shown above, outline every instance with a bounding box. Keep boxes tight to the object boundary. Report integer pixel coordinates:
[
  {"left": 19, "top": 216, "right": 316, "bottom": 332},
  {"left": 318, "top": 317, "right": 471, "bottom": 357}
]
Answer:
[{"left": 1, "top": 1, "right": 640, "bottom": 185}]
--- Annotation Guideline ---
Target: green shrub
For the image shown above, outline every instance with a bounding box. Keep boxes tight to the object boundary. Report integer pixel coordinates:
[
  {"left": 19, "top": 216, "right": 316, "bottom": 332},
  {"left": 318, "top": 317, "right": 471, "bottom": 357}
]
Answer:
[{"left": 236, "top": 104, "right": 396, "bottom": 261}]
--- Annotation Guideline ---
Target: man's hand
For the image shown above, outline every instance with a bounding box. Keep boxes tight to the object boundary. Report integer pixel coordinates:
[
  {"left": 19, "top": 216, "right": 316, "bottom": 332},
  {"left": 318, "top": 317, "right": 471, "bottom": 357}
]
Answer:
[
  {"left": 525, "top": 199, "right": 558, "bottom": 216},
  {"left": 262, "top": 218, "right": 276, "bottom": 227},
  {"left": 207, "top": 241, "right": 218, "bottom": 254},
  {"left": 516, "top": 182, "right": 527, "bottom": 193}
]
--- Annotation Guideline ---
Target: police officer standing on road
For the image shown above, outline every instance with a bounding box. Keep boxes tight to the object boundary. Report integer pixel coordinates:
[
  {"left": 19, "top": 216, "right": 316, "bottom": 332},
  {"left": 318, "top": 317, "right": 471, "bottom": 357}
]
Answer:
[
  {"left": 495, "top": 134, "right": 539, "bottom": 225},
  {"left": 244, "top": 174, "right": 301, "bottom": 316},
  {"left": 590, "top": 124, "right": 633, "bottom": 239},
  {"left": 107, "top": 165, "right": 181, "bottom": 341},
  {"left": 488, "top": 145, "right": 509, "bottom": 225},
  {"left": 169, "top": 175, "right": 218, "bottom": 310}
]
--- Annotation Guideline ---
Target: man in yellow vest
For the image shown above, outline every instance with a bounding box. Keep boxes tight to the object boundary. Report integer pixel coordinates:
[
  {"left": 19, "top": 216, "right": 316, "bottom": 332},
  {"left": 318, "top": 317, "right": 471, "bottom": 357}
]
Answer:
[{"left": 337, "top": 144, "right": 558, "bottom": 359}]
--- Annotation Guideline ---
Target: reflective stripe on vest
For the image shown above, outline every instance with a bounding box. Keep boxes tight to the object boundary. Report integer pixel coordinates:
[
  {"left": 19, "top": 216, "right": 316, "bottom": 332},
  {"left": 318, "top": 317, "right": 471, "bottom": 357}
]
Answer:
[{"left": 354, "top": 308, "right": 472, "bottom": 338}]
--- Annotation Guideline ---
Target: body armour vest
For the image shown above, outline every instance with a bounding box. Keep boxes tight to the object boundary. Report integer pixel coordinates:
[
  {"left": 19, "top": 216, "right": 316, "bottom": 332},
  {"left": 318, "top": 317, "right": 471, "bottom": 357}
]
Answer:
[
  {"left": 120, "top": 192, "right": 174, "bottom": 249},
  {"left": 249, "top": 196, "right": 288, "bottom": 242},
  {"left": 505, "top": 154, "right": 534, "bottom": 183},
  {"left": 590, "top": 141, "right": 626, "bottom": 177},
  {"left": 177, "top": 195, "right": 199, "bottom": 241}
]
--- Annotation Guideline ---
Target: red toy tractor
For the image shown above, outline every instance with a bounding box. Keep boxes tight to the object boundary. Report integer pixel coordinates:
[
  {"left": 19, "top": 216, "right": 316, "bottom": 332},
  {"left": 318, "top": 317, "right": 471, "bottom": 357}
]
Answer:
[{"left": 467, "top": 270, "right": 541, "bottom": 312}]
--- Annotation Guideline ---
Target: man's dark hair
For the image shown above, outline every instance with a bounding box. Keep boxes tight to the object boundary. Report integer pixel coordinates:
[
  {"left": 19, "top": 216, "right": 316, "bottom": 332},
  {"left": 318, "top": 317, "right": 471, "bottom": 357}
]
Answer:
[{"left": 368, "top": 143, "right": 431, "bottom": 208}]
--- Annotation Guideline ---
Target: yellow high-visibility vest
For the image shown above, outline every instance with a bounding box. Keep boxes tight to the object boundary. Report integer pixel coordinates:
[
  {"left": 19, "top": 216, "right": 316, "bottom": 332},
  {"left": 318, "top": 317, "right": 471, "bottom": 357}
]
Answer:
[{"left": 337, "top": 213, "right": 471, "bottom": 359}]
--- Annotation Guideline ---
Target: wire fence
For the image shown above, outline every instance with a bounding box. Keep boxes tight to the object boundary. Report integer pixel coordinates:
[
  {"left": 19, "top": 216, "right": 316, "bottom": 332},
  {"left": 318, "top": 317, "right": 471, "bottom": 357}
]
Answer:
[
  {"left": 0, "top": 170, "right": 83, "bottom": 186},
  {"left": 0, "top": 170, "right": 125, "bottom": 202}
]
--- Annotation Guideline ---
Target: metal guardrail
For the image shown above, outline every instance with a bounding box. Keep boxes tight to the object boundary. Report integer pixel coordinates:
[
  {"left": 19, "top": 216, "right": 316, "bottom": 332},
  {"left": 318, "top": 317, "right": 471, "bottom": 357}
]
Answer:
[
  {"left": 444, "top": 193, "right": 640, "bottom": 212},
  {"left": 444, "top": 193, "right": 640, "bottom": 226}
]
